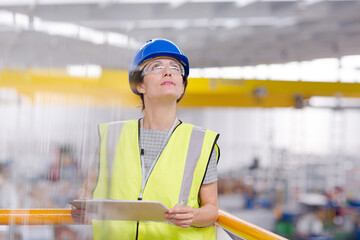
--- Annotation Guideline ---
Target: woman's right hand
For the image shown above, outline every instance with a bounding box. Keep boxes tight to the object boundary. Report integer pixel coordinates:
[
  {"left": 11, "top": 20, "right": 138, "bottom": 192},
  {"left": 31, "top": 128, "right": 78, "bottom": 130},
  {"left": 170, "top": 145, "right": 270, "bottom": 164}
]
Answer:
[
  {"left": 71, "top": 187, "right": 92, "bottom": 223},
  {"left": 71, "top": 207, "right": 87, "bottom": 223}
]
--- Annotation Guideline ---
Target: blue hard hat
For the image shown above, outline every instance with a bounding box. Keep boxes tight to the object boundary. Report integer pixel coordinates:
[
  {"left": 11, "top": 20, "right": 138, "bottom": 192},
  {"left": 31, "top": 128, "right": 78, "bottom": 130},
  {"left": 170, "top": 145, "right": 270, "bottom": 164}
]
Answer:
[{"left": 129, "top": 38, "right": 189, "bottom": 95}]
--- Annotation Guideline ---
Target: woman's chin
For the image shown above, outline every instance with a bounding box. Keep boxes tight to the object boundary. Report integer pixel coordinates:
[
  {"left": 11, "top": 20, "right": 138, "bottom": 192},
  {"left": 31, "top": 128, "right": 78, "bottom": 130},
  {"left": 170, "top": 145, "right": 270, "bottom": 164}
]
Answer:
[{"left": 152, "top": 93, "right": 181, "bottom": 103}]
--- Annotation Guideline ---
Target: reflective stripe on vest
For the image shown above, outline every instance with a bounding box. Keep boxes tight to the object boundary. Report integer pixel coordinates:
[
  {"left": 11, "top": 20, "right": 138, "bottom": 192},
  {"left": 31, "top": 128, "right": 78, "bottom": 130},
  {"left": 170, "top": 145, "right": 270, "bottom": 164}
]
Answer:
[
  {"left": 92, "top": 120, "right": 125, "bottom": 199},
  {"left": 93, "top": 119, "right": 219, "bottom": 240},
  {"left": 179, "top": 126, "right": 206, "bottom": 205}
]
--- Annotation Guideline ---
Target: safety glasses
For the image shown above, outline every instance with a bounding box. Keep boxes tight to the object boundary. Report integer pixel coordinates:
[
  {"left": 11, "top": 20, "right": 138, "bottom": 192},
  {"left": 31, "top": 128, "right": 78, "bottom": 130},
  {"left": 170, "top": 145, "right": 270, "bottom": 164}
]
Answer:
[{"left": 141, "top": 60, "right": 185, "bottom": 76}]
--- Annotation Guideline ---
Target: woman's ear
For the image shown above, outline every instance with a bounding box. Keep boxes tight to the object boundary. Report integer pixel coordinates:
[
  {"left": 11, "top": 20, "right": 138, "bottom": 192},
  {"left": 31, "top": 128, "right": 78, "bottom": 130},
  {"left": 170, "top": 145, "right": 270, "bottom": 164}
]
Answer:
[{"left": 136, "top": 83, "right": 146, "bottom": 94}]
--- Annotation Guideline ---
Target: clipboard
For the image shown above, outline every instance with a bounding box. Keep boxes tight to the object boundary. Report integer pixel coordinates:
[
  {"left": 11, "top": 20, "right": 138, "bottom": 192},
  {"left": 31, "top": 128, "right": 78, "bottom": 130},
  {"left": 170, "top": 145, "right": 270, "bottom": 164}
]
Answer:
[{"left": 69, "top": 199, "right": 169, "bottom": 222}]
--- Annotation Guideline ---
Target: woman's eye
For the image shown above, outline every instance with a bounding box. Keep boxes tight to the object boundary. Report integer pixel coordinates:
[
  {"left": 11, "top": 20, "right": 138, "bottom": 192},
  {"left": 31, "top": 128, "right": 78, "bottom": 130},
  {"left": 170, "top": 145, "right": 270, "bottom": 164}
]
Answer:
[
  {"left": 170, "top": 66, "right": 180, "bottom": 71},
  {"left": 152, "top": 64, "right": 164, "bottom": 70}
]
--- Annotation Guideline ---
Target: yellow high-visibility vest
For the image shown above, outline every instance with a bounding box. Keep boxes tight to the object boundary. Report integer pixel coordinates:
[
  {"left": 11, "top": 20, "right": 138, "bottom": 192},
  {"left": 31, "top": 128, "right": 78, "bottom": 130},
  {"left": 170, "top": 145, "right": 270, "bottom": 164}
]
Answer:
[{"left": 93, "top": 119, "right": 219, "bottom": 240}]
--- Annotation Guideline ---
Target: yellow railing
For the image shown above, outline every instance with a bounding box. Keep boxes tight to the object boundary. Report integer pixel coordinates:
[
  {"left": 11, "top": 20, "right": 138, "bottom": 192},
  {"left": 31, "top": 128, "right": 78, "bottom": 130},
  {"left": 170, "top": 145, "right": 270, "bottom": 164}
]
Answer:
[
  {"left": 0, "top": 209, "right": 76, "bottom": 225},
  {"left": 217, "top": 209, "right": 288, "bottom": 240},
  {"left": 0, "top": 209, "right": 288, "bottom": 240}
]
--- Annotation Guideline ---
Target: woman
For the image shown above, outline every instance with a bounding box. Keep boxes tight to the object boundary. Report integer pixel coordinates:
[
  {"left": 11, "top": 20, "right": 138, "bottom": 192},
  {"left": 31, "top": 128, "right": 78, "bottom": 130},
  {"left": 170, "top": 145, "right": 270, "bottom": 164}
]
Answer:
[{"left": 72, "top": 38, "right": 220, "bottom": 239}]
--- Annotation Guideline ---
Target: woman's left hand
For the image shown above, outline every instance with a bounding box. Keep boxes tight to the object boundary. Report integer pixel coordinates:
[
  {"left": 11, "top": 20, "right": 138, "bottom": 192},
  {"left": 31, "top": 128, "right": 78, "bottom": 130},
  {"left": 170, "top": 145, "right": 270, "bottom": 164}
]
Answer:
[{"left": 164, "top": 203, "right": 199, "bottom": 228}]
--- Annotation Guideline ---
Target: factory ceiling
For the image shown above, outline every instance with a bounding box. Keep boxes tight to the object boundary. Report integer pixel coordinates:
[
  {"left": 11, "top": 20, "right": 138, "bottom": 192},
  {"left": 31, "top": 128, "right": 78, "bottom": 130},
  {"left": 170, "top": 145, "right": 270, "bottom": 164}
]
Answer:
[{"left": 0, "top": 0, "right": 360, "bottom": 70}]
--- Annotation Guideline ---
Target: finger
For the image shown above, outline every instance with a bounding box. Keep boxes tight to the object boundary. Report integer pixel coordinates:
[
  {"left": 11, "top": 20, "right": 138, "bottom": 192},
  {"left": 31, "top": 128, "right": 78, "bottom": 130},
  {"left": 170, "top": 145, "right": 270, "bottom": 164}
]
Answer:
[
  {"left": 71, "top": 209, "right": 86, "bottom": 216},
  {"left": 171, "top": 206, "right": 192, "bottom": 213},
  {"left": 167, "top": 204, "right": 181, "bottom": 214},
  {"left": 164, "top": 213, "right": 176, "bottom": 219},
  {"left": 166, "top": 208, "right": 194, "bottom": 219},
  {"left": 167, "top": 207, "right": 189, "bottom": 216},
  {"left": 172, "top": 218, "right": 192, "bottom": 224},
  {"left": 165, "top": 210, "right": 192, "bottom": 219},
  {"left": 177, "top": 223, "right": 191, "bottom": 228},
  {"left": 172, "top": 213, "right": 193, "bottom": 221},
  {"left": 172, "top": 220, "right": 191, "bottom": 228},
  {"left": 179, "top": 224, "right": 191, "bottom": 228},
  {"left": 71, "top": 208, "right": 87, "bottom": 223},
  {"left": 72, "top": 214, "right": 82, "bottom": 223}
]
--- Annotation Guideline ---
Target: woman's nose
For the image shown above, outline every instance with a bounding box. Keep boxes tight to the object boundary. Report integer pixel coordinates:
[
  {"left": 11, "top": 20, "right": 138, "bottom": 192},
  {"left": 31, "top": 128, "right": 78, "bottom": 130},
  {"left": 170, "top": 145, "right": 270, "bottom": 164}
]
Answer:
[{"left": 163, "top": 65, "right": 172, "bottom": 76}]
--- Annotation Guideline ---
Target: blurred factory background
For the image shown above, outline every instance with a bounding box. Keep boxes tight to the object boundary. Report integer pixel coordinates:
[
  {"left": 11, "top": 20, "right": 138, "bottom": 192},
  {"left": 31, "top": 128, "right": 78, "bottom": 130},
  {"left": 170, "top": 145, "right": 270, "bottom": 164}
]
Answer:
[{"left": 1, "top": 0, "right": 360, "bottom": 239}]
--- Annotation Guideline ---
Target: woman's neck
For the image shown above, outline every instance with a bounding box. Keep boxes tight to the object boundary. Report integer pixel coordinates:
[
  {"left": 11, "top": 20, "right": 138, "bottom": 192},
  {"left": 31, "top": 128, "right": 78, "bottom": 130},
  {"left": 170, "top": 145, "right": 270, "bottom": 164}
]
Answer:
[{"left": 143, "top": 101, "right": 177, "bottom": 130}]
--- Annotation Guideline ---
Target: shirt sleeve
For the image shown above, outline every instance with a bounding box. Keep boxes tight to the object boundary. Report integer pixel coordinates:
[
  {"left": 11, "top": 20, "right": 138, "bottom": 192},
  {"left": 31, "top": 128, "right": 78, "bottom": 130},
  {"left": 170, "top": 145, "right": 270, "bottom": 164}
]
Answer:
[{"left": 202, "top": 146, "right": 218, "bottom": 184}]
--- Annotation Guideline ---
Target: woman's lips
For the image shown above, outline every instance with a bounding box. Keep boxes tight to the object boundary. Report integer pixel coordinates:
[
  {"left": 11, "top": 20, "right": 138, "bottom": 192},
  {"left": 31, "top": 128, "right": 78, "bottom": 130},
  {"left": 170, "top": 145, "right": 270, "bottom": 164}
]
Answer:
[{"left": 161, "top": 81, "right": 175, "bottom": 85}]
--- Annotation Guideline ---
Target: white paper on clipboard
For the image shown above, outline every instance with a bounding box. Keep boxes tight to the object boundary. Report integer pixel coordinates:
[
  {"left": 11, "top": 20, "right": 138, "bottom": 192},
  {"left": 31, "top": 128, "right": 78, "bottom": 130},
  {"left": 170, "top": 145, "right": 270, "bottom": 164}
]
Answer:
[{"left": 69, "top": 199, "right": 169, "bottom": 222}]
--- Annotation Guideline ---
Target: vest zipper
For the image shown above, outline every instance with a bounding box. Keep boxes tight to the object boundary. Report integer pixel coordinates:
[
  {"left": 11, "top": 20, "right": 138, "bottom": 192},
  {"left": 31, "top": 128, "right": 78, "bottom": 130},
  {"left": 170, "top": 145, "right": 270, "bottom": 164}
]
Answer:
[
  {"left": 135, "top": 196, "right": 142, "bottom": 240},
  {"left": 138, "top": 118, "right": 178, "bottom": 201},
  {"left": 135, "top": 221, "right": 139, "bottom": 240},
  {"left": 135, "top": 119, "right": 182, "bottom": 239}
]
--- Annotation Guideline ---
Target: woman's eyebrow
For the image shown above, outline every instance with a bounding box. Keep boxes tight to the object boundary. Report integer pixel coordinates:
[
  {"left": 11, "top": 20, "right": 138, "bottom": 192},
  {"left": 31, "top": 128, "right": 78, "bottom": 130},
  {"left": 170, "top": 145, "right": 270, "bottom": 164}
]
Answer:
[
  {"left": 148, "top": 60, "right": 162, "bottom": 65},
  {"left": 147, "top": 60, "right": 180, "bottom": 66}
]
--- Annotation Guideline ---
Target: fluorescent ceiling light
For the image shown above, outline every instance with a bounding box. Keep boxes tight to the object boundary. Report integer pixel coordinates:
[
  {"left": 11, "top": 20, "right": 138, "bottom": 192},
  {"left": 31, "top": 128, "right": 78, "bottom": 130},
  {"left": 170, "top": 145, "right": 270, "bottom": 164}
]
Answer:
[
  {"left": 67, "top": 65, "right": 86, "bottom": 78},
  {"left": 220, "top": 67, "right": 243, "bottom": 79},
  {"left": 189, "top": 68, "right": 203, "bottom": 78},
  {"left": 302, "top": 0, "right": 324, "bottom": 5},
  {"left": 66, "top": 64, "right": 102, "bottom": 78},
  {"left": 235, "top": 0, "right": 256, "bottom": 8},
  {"left": 341, "top": 55, "right": 360, "bottom": 68},
  {"left": 66, "top": 16, "right": 295, "bottom": 31},
  {"left": 78, "top": 26, "right": 105, "bottom": 45},
  {"left": 202, "top": 67, "right": 221, "bottom": 79},
  {"left": 275, "top": 17, "right": 297, "bottom": 28},
  {"left": 193, "top": 56, "right": 359, "bottom": 82},
  {"left": 136, "top": 19, "right": 189, "bottom": 29},
  {"left": 86, "top": 65, "right": 103, "bottom": 78},
  {"left": 283, "top": 62, "right": 300, "bottom": 81},
  {"left": 128, "top": 17, "right": 285, "bottom": 30},
  {"left": 33, "top": 17, "right": 78, "bottom": 38},
  {"left": 0, "top": 0, "right": 240, "bottom": 5},
  {"left": 301, "top": 58, "right": 339, "bottom": 82},
  {"left": 339, "top": 68, "right": 360, "bottom": 83},
  {"left": 255, "top": 64, "right": 268, "bottom": 80},
  {"left": 0, "top": 10, "right": 140, "bottom": 49},
  {"left": 0, "top": 10, "right": 14, "bottom": 25},
  {"left": 0, "top": 0, "right": 346, "bottom": 5},
  {"left": 309, "top": 96, "right": 360, "bottom": 108},
  {"left": 339, "top": 55, "right": 360, "bottom": 83},
  {"left": 242, "top": 66, "right": 256, "bottom": 79},
  {"left": 235, "top": 0, "right": 296, "bottom": 8},
  {"left": 169, "top": 0, "right": 188, "bottom": 8},
  {"left": 14, "top": 13, "right": 29, "bottom": 29},
  {"left": 107, "top": 32, "right": 129, "bottom": 47}
]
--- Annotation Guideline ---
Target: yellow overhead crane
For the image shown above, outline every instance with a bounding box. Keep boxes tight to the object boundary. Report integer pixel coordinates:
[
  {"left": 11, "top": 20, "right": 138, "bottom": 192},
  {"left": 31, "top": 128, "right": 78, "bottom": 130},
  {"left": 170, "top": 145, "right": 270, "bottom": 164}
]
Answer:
[{"left": 1, "top": 68, "right": 360, "bottom": 107}]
